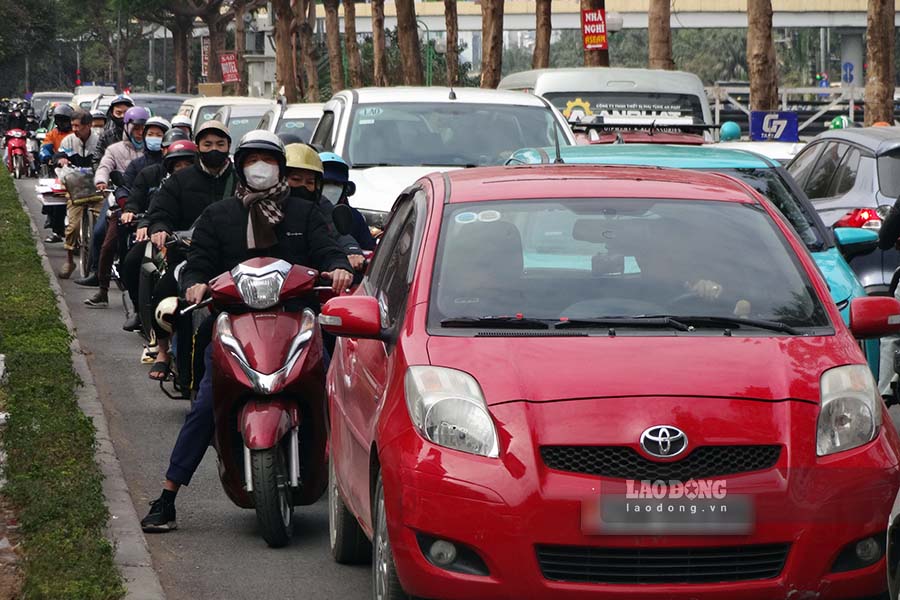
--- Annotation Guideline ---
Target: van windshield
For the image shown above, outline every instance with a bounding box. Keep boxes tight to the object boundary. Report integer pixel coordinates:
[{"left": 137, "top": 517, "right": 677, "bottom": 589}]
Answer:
[{"left": 543, "top": 92, "right": 705, "bottom": 124}]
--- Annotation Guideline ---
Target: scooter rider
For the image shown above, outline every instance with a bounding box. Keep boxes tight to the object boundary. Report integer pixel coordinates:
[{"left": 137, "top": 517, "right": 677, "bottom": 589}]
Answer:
[
  {"left": 39, "top": 104, "right": 75, "bottom": 165},
  {"left": 877, "top": 201, "right": 900, "bottom": 401},
  {"left": 140, "top": 131, "right": 352, "bottom": 532},
  {"left": 142, "top": 120, "right": 236, "bottom": 379},
  {"left": 93, "top": 94, "right": 134, "bottom": 167},
  {"left": 319, "top": 151, "right": 377, "bottom": 256}
]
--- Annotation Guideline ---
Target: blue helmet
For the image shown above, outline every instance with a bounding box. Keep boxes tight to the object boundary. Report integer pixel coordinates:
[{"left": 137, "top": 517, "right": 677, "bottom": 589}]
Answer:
[
  {"left": 319, "top": 151, "right": 355, "bottom": 197},
  {"left": 720, "top": 121, "right": 741, "bottom": 142}
]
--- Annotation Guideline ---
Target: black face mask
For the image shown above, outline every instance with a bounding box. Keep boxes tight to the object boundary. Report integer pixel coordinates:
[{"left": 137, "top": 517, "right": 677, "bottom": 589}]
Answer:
[
  {"left": 289, "top": 186, "right": 318, "bottom": 202},
  {"left": 200, "top": 150, "right": 229, "bottom": 170},
  {"left": 111, "top": 115, "right": 124, "bottom": 127},
  {"left": 57, "top": 120, "right": 72, "bottom": 133}
]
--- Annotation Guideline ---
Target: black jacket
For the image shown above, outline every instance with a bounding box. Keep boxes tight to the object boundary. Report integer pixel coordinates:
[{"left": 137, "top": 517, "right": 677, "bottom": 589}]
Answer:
[
  {"left": 148, "top": 162, "right": 235, "bottom": 236},
  {"left": 115, "top": 151, "right": 162, "bottom": 202},
  {"left": 880, "top": 197, "right": 900, "bottom": 250},
  {"left": 93, "top": 120, "right": 124, "bottom": 167},
  {"left": 124, "top": 163, "right": 167, "bottom": 229},
  {"left": 182, "top": 195, "right": 352, "bottom": 289}
]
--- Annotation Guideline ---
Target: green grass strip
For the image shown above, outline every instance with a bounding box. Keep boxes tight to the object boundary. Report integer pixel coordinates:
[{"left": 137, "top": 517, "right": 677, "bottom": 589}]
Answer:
[{"left": 0, "top": 170, "right": 124, "bottom": 599}]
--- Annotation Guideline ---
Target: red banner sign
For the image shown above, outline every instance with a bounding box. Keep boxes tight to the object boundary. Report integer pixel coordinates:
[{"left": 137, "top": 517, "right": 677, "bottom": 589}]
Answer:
[
  {"left": 220, "top": 53, "right": 240, "bottom": 83},
  {"left": 582, "top": 8, "right": 608, "bottom": 51}
]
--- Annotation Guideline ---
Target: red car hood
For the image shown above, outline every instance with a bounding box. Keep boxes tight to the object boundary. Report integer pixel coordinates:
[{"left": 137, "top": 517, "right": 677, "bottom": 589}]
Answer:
[{"left": 426, "top": 334, "right": 863, "bottom": 406}]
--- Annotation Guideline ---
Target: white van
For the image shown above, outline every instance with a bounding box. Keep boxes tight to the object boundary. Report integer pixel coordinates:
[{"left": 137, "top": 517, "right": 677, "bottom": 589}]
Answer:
[
  {"left": 176, "top": 96, "right": 276, "bottom": 131},
  {"left": 499, "top": 67, "right": 712, "bottom": 125}
]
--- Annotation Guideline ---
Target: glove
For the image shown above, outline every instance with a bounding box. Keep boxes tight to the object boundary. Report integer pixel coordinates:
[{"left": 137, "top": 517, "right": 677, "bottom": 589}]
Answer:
[{"left": 39, "top": 144, "right": 52, "bottom": 163}]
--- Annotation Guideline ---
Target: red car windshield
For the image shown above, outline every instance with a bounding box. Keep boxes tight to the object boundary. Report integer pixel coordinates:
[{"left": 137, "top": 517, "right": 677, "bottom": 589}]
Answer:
[{"left": 429, "top": 198, "right": 830, "bottom": 333}]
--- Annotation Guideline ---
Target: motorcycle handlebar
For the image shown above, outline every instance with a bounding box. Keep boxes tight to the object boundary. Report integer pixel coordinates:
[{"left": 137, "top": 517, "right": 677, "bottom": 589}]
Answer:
[{"left": 179, "top": 297, "right": 212, "bottom": 317}]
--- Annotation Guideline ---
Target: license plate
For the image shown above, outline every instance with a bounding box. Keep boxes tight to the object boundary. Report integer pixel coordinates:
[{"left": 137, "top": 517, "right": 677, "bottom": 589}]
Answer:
[{"left": 583, "top": 494, "right": 755, "bottom": 536}]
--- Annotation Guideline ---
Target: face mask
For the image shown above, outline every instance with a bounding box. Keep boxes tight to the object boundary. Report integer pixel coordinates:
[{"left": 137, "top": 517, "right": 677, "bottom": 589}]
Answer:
[
  {"left": 321, "top": 183, "right": 345, "bottom": 205},
  {"left": 130, "top": 135, "right": 144, "bottom": 150},
  {"left": 57, "top": 121, "right": 72, "bottom": 133},
  {"left": 92, "top": 127, "right": 103, "bottom": 137},
  {"left": 289, "top": 186, "right": 317, "bottom": 202},
  {"left": 244, "top": 162, "right": 280, "bottom": 190},
  {"left": 145, "top": 137, "right": 162, "bottom": 152},
  {"left": 200, "top": 149, "right": 229, "bottom": 170}
]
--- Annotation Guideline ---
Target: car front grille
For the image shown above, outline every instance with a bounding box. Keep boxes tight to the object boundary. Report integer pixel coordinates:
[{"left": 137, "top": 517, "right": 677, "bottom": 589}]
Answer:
[
  {"left": 540, "top": 445, "right": 781, "bottom": 481},
  {"left": 536, "top": 543, "right": 790, "bottom": 584}
]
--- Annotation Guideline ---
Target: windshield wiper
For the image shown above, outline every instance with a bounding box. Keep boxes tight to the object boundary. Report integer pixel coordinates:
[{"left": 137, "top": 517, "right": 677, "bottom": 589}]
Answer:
[
  {"left": 420, "top": 163, "right": 480, "bottom": 168},
  {"left": 440, "top": 316, "right": 551, "bottom": 329},
  {"left": 641, "top": 314, "right": 801, "bottom": 335},
  {"left": 555, "top": 316, "right": 691, "bottom": 331},
  {"left": 351, "top": 162, "right": 393, "bottom": 169}
]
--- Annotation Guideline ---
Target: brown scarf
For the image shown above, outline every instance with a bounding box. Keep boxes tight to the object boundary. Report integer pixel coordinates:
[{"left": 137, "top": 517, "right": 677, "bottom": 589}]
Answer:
[{"left": 237, "top": 180, "right": 290, "bottom": 249}]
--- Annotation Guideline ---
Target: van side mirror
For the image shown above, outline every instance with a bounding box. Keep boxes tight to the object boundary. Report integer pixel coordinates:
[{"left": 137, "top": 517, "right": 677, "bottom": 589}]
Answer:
[
  {"left": 834, "top": 227, "right": 879, "bottom": 260},
  {"left": 849, "top": 296, "right": 900, "bottom": 339},
  {"left": 332, "top": 203, "right": 354, "bottom": 236}
]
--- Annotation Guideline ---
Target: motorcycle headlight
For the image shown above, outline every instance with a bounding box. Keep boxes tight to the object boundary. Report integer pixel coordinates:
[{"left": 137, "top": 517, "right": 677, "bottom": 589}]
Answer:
[
  {"left": 817, "top": 365, "right": 882, "bottom": 456},
  {"left": 404, "top": 366, "right": 499, "bottom": 458},
  {"left": 235, "top": 271, "right": 286, "bottom": 309}
]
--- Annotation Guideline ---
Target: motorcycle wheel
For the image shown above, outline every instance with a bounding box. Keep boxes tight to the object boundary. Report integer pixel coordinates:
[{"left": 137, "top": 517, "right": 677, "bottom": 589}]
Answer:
[
  {"left": 329, "top": 457, "right": 371, "bottom": 564},
  {"left": 250, "top": 444, "right": 293, "bottom": 548},
  {"left": 79, "top": 208, "right": 95, "bottom": 279},
  {"left": 372, "top": 471, "right": 410, "bottom": 600},
  {"left": 13, "top": 155, "right": 23, "bottom": 179}
]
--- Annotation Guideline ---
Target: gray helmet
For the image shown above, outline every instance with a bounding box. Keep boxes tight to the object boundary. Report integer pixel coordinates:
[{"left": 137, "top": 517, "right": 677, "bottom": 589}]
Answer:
[
  {"left": 234, "top": 130, "right": 286, "bottom": 183},
  {"left": 53, "top": 104, "right": 75, "bottom": 119},
  {"left": 162, "top": 128, "right": 190, "bottom": 148}
]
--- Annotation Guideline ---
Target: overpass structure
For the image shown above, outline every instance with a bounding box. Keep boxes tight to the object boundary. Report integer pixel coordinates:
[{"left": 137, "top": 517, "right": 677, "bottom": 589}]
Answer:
[{"left": 343, "top": 1, "right": 900, "bottom": 33}]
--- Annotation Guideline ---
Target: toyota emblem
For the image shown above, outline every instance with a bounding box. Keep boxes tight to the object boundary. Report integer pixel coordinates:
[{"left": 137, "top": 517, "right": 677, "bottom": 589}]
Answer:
[{"left": 640, "top": 426, "right": 688, "bottom": 458}]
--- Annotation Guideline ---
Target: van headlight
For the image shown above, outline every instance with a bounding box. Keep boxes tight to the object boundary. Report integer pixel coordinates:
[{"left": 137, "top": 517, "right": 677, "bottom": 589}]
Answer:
[
  {"left": 405, "top": 366, "right": 499, "bottom": 458},
  {"left": 817, "top": 365, "right": 882, "bottom": 456}
]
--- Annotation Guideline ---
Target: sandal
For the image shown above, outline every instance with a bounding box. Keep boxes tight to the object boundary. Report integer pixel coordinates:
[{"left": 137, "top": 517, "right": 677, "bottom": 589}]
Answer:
[{"left": 149, "top": 361, "right": 170, "bottom": 381}]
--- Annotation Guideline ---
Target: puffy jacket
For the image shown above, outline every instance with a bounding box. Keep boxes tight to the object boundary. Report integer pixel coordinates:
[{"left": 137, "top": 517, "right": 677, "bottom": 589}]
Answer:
[
  {"left": 124, "top": 163, "right": 167, "bottom": 229},
  {"left": 147, "top": 162, "right": 235, "bottom": 236},
  {"left": 58, "top": 131, "right": 99, "bottom": 170},
  {"left": 115, "top": 151, "right": 163, "bottom": 202},
  {"left": 93, "top": 120, "right": 125, "bottom": 167},
  {"left": 182, "top": 195, "right": 352, "bottom": 290},
  {"left": 94, "top": 140, "right": 142, "bottom": 186},
  {"left": 879, "top": 197, "right": 900, "bottom": 250},
  {"left": 39, "top": 127, "right": 69, "bottom": 161}
]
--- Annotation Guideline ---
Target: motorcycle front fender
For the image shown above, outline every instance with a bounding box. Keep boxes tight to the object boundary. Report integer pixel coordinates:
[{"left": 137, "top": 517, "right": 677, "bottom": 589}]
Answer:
[{"left": 240, "top": 398, "right": 298, "bottom": 450}]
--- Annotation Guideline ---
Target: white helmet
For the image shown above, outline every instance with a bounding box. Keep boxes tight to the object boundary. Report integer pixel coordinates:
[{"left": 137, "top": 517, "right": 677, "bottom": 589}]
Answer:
[
  {"left": 145, "top": 116, "right": 170, "bottom": 133},
  {"left": 155, "top": 296, "right": 179, "bottom": 334},
  {"left": 171, "top": 115, "right": 192, "bottom": 129}
]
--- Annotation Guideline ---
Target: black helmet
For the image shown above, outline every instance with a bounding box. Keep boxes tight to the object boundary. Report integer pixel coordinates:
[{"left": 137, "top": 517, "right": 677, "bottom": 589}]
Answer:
[
  {"left": 233, "top": 130, "right": 286, "bottom": 184},
  {"left": 53, "top": 104, "right": 75, "bottom": 119},
  {"left": 276, "top": 132, "right": 303, "bottom": 145},
  {"left": 162, "top": 128, "right": 190, "bottom": 148}
]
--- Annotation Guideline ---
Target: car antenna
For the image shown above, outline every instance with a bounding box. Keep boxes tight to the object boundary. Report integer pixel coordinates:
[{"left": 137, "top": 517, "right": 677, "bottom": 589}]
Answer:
[
  {"left": 552, "top": 120, "right": 565, "bottom": 164},
  {"left": 448, "top": 86, "right": 457, "bottom": 100}
]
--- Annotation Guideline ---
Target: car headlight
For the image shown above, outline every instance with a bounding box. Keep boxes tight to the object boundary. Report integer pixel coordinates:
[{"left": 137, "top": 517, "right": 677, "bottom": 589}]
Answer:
[
  {"left": 817, "top": 364, "right": 882, "bottom": 456},
  {"left": 404, "top": 366, "right": 499, "bottom": 458},
  {"left": 235, "top": 271, "right": 285, "bottom": 309},
  {"left": 215, "top": 310, "right": 316, "bottom": 395}
]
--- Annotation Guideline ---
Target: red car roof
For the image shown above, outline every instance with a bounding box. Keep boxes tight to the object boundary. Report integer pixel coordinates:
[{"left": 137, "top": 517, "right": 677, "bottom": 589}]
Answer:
[{"left": 436, "top": 165, "right": 761, "bottom": 205}]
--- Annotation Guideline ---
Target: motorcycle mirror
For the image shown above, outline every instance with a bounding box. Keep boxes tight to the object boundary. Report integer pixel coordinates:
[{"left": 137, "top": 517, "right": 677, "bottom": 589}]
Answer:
[
  {"left": 109, "top": 171, "right": 125, "bottom": 188},
  {"left": 332, "top": 204, "right": 354, "bottom": 237}
]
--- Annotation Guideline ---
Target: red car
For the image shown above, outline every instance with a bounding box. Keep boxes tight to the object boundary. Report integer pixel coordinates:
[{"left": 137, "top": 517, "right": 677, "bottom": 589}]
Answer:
[{"left": 320, "top": 165, "right": 900, "bottom": 600}]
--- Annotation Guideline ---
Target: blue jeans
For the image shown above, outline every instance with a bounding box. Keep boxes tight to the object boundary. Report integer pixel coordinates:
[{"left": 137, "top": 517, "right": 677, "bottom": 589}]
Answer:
[
  {"left": 90, "top": 208, "right": 108, "bottom": 274},
  {"left": 166, "top": 345, "right": 214, "bottom": 486}
]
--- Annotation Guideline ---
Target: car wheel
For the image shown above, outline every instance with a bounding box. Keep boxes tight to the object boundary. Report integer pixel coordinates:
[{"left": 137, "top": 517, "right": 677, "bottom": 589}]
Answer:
[
  {"left": 329, "top": 457, "right": 371, "bottom": 564},
  {"left": 372, "top": 471, "right": 409, "bottom": 600}
]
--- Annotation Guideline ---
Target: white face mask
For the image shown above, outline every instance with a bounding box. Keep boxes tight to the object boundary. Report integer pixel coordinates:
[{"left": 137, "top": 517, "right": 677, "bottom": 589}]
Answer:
[{"left": 244, "top": 161, "right": 280, "bottom": 190}]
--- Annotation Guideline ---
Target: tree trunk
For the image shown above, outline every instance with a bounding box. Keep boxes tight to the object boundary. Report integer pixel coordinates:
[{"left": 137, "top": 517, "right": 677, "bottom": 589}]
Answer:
[
  {"left": 203, "top": 13, "right": 228, "bottom": 84},
  {"left": 323, "top": 0, "right": 344, "bottom": 92},
  {"left": 532, "top": 0, "right": 551, "bottom": 69},
  {"left": 480, "top": 0, "right": 505, "bottom": 88},
  {"left": 648, "top": 0, "right": 674, "bottom": 70},
  {"left": 395, "top": 0, "right": 423, "bottom": 85},
  {"left": 296, "top": 0, "right": 319, "bottom": 101},
  {"left": 581, "top": 0, "right": 609, "bottom": 67},
  {"left": 747, "top": 0, "right": 778, "bottom": 111},
  {"left": 235, "top": 1, "right": 248, "bottom": 95},
  {"left": 865, "top": 0, "right": 895, "bottom": 125},
  {"left": 444, "top": 0, "right": 459, "bottom": 85},
  {"left": 273, "top": 0, "right": 299, "bottom": 101},
  {"left": 371, "top": 0, "right": 388, "bottom": 86},
  {"left": 171, "top": 17, "right": 191, "bottom": 93},
  {"left": 344, "top": 0, "right": 363, "bottom": 87}
]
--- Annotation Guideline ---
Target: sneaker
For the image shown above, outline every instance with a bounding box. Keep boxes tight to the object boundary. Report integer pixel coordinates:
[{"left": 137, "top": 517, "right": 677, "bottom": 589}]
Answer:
[
  {"left": 122, "top": 314, "right": 142, "bottom": 332},
  {"left": 74, "top": 272, "right": 99, "bottom": 287},
  {"left": 44, "top": 233, "right": 62, "bottom": 244},
  {"left": 141, "top": 497, "right": 177, "bottom": 532},
  {"left": 84, "top": 291, "right": 108, "bottom": 308}
]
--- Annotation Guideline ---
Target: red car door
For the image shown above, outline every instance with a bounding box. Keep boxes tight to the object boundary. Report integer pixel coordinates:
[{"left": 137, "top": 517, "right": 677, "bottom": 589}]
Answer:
[{"left": 333, "top": 192, "right": 425, "bottom": 527}]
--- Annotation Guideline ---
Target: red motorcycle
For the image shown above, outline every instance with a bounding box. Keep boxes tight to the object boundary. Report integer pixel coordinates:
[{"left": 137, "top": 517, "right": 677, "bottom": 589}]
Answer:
[
  {"left": 189, "top": 257, "right": 331, "bottom": 547},
  {"left": 5, "top": 128, "right": 29, "bottom": 179}
]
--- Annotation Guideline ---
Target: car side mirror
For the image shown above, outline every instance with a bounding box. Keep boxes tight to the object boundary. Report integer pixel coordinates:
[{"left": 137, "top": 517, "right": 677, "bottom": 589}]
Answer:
[
  {"left": 332, "top": 203, "right": 354, "bottom": 237},
  {"left": 834, "top": 227, "right": 879, "bottom": 260},
  {"left": 849, "top": 296, "right": 900, "bottom": 339},
  {"left": 319, "top": 295, "right": 383, "bottom": 339}
]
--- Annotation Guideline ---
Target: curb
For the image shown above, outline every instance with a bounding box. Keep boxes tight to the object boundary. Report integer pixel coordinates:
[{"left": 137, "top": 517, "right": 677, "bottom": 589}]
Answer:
[{"left": 16, "top": 191, "right": 166, "bottom": 600}]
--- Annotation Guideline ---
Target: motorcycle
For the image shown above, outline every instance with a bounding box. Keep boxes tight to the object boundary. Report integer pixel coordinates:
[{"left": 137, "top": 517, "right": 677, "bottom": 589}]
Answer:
[
  {"left": 179, "top": 258, "right": 332, "bottom": 547},
  {"left": 4, "top": 128, "right": 28, "bottom": 179}
]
